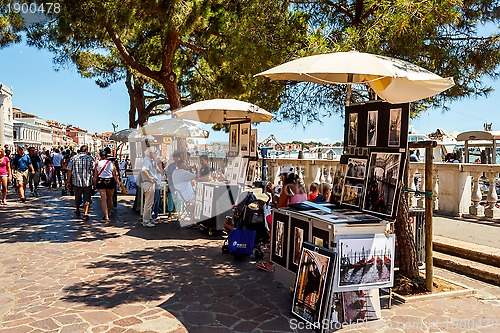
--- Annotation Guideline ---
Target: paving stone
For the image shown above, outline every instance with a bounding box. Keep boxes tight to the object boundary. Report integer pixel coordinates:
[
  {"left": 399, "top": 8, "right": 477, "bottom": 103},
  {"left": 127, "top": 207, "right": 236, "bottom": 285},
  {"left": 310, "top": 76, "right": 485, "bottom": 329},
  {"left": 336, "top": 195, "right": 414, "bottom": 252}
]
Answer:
[
  {"left": 233, "top": 320, "right": 260, "bottom": 332},
  {"left": 182, "top": 311, "right": 216, "bottom": 326},
  {"left": 30, "top": 317, "right": 60, "bottom": 330},
  {"left": 59, "top": 322, "right": 91, "bottom": 333},
  {"left": 113, "top": 316, "right": 143, "bottom": 327}
]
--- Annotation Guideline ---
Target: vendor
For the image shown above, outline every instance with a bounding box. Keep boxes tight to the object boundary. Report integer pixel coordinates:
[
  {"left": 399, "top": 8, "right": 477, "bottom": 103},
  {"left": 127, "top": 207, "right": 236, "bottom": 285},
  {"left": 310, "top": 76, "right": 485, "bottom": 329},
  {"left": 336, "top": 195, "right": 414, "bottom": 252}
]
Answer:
[{"left": 197, "top": 154, "right": 212, "bottom": 182}]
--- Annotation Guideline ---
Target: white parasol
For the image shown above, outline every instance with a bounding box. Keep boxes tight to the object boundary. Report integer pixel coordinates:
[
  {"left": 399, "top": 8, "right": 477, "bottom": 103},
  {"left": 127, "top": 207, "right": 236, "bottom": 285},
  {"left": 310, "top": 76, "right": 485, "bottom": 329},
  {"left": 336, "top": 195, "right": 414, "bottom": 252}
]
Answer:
[
  {"left": 256, "top": 51, "right": 454, "bottom": 104},
  {"left": 174, "top": 98, "right": 274, "bottom": 123}
]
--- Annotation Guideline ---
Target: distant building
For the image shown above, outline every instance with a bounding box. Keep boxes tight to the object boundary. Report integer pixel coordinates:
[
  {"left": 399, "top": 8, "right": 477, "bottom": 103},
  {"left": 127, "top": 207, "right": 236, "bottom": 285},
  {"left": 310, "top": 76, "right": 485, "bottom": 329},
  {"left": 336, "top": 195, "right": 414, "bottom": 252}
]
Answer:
[
  {"left": 47, "top": 120, "right": 67, "bottom": 148},
  {"left": 13, "top": 119, "right": 41, "bottom": 149},
  {"left": 12, "top": 108, "right": 53, "bottom": 149},
  {"left": 66, "top": 126, "right": 93, "bottom": 150},
  {"left": 0, "top": 83, "right": 14, "bottom": 148}
]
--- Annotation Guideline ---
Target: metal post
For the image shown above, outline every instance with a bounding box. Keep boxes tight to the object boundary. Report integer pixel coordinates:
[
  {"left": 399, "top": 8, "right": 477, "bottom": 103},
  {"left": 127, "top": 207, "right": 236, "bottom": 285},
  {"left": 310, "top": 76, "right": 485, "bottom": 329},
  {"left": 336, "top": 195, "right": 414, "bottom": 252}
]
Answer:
[{"left": 425, "top": 146, "right": 434, "bottom": 292}]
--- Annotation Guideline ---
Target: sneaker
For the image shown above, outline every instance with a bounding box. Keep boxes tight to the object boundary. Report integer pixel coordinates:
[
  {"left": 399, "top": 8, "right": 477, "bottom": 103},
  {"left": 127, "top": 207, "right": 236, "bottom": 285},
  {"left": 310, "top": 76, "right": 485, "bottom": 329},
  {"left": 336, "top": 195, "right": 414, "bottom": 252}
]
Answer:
[
  {"left": 151, "top": 217, "right": 161, "bottom": 224},
  {"left": 142, "top": 221, "right": 155, "bottom": 227},
  {"left": 34, "top": 190, "right": 39, "bottom": 197}
]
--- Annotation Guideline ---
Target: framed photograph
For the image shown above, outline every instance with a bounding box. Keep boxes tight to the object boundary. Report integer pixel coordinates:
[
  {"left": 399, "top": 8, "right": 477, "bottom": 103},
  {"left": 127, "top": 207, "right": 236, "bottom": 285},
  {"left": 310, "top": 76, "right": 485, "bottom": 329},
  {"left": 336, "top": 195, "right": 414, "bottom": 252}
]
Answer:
[
  {"left": 288, "top": 218, "right": 310, "bottom": 272},
  {"left": 250, "top": 129, "right": 258, "bottom": 156},
  {"left": 239, "top": 122, "right": 251, "bottom": 155},
  {"left": 341, "top": 184, "right": 364, "bottom": 208},
  {"left": 246, "top": 160, "right": 258, "bottom": 186},
  {"left": 202, "top": 185, "right": 214, "bottom": 217},
  {"left": 271, "top": 211, "right": 289, "bottom": 267},
  {"left": 312, "top": 227, "right": 330, "bottom": 249},
  {"left": 348, "top": 113, "right": 358, "bottom": 147},
  {"left": 291, "top": 242, "right": 336, "bottom": 328},
  {"left": 194, "top": 201, "right": 202, "bottom": 220},
  {"left": 362, "top": 152, "right": 402, "bottom": 217},
  {"left": 345, "top": 158, "right": 366, "bottom": 180},
  {"left": 335, "top": 234, "right": 395, "bottom": 292},
  {"left": 388, "top": 108, "right": 402, "bottom": 147},
  {"left": 366, "top": 110, "right": 378, "bottom": 146},
  {"left": 237, "top": 157, "right": 249, "bottom": 184},
  {"left": 229, "top": 123, "right": 239, "bottom": 154},
  {"left": 342, "top": 289, "right": 381, "bottom": 324},
  {"left": 230, "top": 156, "right": 241, "bottom": 184}
]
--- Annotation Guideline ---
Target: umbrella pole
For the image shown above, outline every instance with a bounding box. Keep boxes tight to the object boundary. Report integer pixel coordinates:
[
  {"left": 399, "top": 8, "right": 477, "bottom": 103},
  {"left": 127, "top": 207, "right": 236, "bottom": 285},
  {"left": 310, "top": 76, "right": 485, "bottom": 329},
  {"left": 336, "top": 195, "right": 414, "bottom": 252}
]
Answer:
[{"left": 346, "top": 84, "right": 352, "bottom": 106}]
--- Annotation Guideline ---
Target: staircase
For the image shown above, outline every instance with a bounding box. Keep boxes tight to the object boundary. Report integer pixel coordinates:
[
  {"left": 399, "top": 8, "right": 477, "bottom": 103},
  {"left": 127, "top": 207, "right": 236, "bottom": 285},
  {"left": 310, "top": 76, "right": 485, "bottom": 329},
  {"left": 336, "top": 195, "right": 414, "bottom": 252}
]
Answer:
[{"left": 433, "top": 235, "right": 500, "bottom": 287}]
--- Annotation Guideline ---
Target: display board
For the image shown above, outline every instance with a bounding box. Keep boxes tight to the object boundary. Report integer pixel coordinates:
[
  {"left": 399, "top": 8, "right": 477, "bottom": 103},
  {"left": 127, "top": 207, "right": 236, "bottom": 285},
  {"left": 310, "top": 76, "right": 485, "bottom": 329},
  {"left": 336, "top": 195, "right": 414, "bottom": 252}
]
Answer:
[{"left": 340, "top": 101, "right": 409, "bottom": 219}]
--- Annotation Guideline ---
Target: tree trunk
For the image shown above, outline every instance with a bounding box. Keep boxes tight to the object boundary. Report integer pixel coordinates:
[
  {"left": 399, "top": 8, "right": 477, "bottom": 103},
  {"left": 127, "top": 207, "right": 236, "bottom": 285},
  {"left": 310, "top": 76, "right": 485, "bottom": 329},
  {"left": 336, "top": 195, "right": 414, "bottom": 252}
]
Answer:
[
  {"left": 395, "top": 162, "right": 420, "bottom": 279},
  {"left": 125, "top": 72, "right": 138, "bottom": 129}
]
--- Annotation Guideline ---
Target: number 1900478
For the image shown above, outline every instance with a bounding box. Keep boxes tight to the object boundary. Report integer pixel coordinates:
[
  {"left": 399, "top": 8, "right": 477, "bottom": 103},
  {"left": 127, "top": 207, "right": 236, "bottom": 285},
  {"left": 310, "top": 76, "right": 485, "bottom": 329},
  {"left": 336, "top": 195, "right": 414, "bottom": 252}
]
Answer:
[{"left": 6, "top": 1, "right": 61, "bottom": 15}]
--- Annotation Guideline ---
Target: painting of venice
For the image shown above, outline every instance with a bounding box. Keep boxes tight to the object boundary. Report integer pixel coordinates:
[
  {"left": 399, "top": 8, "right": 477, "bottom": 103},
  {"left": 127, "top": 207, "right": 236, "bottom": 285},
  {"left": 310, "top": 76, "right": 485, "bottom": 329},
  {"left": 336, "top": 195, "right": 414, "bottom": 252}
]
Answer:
[{"left": 337, "top": 235, "right": 395, "bottom": 290}]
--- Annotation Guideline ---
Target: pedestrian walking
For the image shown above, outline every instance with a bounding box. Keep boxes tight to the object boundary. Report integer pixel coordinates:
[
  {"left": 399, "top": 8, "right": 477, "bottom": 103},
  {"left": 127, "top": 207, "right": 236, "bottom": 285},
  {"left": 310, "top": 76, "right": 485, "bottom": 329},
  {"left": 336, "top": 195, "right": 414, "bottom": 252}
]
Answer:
[
  {"left": 140, "top": 148, "right": 158, "bottom": 227},
  {"left": 94, "top": 151, "right": 119, "bottom": 221},
  {"left": 0, "top": 147, "right": 12, "bottom": 205},
  {"left": 66, "top": 145, "right": 94, "bottom": 220},
  {"left": 11, "top": 146, "right": 35, "bottom": 202},
  {"left": 43, "top": 150, "right": 54, "bottom": 187},
  {"left": 27, "top": 147, "right": 42, "bottom": 197},
  {"left": 52, "top": 148, "right": 63, "bottom": 187}
]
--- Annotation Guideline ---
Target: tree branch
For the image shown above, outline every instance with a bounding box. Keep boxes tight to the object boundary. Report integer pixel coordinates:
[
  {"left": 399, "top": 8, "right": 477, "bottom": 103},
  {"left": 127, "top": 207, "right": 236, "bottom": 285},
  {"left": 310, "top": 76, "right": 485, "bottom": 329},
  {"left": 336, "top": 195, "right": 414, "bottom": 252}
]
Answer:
[
  {"left": 104, "top": 22, "right": 161, "bottom": 81},
  {"left": 146, "top": 99, "right": 170, "bottom": 112},
  {"left": 179, "top": 40, "right": 208, "bottom": 54},
  {"left": 323, "top": 0, "right": 355, "bottom": 23},
  {"left": 160, "top": 31, "right": 180, "bottom": 74}
]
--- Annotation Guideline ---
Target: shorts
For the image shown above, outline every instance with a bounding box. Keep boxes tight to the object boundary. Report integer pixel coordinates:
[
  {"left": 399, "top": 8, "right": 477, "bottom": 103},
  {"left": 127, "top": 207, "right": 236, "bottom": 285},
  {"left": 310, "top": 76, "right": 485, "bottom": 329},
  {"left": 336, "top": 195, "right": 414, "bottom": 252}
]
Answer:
[
  {"left": 29, "top": 171, "right": 40, "bottom": 184},
  {"left": 0, "top": 175, "right": 8, "bottom": 179},
  {"left": 96, "top": 177, "right": 116, "bottom": 190},
  {"left": 14, "top": 169, "right": 29, "bottom": 185}
]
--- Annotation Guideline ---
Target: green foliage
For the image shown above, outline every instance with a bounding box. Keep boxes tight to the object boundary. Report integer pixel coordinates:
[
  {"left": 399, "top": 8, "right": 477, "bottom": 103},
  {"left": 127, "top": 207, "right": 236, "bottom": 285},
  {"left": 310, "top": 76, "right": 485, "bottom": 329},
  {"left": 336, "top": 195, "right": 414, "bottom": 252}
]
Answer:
[
  {"left": 275, "top": 0, "right": 500, "bottom": 122},
  {"left": 0, "top": 0, "right": 24, "bottom": 47}
]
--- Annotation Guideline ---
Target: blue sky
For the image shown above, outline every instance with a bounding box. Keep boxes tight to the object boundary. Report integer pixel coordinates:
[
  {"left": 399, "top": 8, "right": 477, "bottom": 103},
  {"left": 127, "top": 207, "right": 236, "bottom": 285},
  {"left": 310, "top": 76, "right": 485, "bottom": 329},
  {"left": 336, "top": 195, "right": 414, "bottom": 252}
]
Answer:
[{"left": 0, "top": 41, "right": 499, "bottom": 144}]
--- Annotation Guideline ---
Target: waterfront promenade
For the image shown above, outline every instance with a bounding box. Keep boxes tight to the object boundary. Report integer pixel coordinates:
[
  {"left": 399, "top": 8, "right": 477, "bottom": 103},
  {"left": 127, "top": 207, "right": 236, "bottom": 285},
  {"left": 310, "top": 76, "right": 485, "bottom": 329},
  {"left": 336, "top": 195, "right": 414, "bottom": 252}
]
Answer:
[{"left": 0, "top": 187, "right": 499, "bottom": 332}]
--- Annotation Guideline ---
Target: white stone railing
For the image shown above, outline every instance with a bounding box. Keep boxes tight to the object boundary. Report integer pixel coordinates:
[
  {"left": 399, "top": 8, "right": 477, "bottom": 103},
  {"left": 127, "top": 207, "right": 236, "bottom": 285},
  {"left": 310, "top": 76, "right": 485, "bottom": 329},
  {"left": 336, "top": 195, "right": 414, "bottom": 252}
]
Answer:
[{"left": 188, "top": 156, "right": 500, "bottom": 221}]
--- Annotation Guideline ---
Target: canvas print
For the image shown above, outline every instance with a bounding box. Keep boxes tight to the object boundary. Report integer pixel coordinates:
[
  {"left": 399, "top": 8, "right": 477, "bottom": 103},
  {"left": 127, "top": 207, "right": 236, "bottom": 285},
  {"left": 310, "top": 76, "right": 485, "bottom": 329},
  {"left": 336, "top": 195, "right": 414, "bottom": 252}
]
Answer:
[
  {"left": 313, "top": 236, "right": 323, "bottom": 247},
  {"left": 292, "top": 248, "right": 331, "bottom": 326},
  {"left": 275, "top": 220, "right": 285, "bottom": 258},
  {"left": 230, "top": 157, "right": 241, "bottom": 184},
  {"left": 388, "top": 108, "right": 402, "bottom": 147},
  {"left": 331, "top": 165, "right": 346, "bottom": 205},
  {"left": 346, "top": 158, "right": 366, "bottom": 179},
  {"left": 366, "top": 111, "right": 378, "bottom": 146},
  {"left": 194, "top": 201, "right": 202, "bottom": 220},
  {"left": 348, "top": 113, "right": 358, "bottom": 147},
  {"left": 336, "top": 234, "right": 395, "bottom": 291},
  {"left": 342, "top": 289, "right": 381, "bottom": 323},
  {"left": 229, "top": 123, "right": 239, "bottom": 154},
  {"left": 246, "top": 160, "right": 257, "bottom": 186},
  {"left": 341, "top": 185, "right": 364, "bottom": 207},
  {"left": 312, "top": 227, "right": 329, "bottom": 249},
  {"left": 237, "top": 158, "right": 248, "bottom": 184},
  {"left": 293, "top": 227, "right": 304, "bottom": 265},
  {"left": 202, "top": 186, "right": 214, "bottom": 217},
  {"left": 239, "top": 122, "right": 251, "bottom": 155},
  {"left": 363, "top": 152, "right": 402, "bottom": 217},
  {"left": 250, "top": 129, "right": 258, "bottom": 156}
]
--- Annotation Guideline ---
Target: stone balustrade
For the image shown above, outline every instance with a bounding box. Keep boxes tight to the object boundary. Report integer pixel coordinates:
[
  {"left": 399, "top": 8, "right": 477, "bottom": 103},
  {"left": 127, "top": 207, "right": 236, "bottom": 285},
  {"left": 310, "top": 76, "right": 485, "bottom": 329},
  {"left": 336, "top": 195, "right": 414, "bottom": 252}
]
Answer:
[{"left": 188, "top": 155, "right": 500, "bottom": 221}]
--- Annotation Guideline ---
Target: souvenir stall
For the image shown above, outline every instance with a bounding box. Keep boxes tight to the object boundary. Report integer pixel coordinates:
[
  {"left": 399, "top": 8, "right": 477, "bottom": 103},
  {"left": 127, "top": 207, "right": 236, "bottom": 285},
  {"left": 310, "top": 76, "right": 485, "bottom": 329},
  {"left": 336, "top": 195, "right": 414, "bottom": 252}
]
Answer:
[
  {"left": 174, "top": 99, "right": 272, "bottom": 231},
  {"left": 270, "top": 101, "right": 409, "bottom": 330}
]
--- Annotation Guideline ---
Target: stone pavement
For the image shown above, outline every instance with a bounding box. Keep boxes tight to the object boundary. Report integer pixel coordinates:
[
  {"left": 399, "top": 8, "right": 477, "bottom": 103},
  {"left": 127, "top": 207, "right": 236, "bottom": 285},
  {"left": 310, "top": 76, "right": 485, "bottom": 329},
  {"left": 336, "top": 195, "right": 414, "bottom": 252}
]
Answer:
[{"left": 0, "top": 186, "right": 499, "bottom": 333}]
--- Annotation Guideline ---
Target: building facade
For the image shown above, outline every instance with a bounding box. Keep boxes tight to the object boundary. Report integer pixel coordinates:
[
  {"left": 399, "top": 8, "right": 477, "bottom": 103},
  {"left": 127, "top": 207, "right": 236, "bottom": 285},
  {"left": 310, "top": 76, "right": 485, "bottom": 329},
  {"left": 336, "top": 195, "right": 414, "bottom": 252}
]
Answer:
[
  {"left": 13, "top": 120, "right": 42, "bottom": 149},
  {"left": 0, "top": 83, "right": 14, "bottom": 148}
]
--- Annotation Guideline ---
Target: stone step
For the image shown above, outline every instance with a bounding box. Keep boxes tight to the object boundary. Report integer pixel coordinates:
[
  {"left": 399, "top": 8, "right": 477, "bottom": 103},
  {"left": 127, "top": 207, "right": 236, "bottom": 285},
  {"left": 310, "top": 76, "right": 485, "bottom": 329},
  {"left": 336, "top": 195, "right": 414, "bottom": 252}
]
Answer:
[
  {"left": 433, "top": 235, "right": 500, "bottom": 268},
  {"left": 433, "top": 251, "right": 500, "bottom": 287}
]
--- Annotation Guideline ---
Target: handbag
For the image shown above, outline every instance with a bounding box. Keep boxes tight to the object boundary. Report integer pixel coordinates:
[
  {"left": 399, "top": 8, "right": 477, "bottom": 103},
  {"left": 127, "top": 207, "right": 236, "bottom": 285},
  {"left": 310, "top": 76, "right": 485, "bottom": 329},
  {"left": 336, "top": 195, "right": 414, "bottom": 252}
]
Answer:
[{"left": 228, "top": 228, "right": 256, "bottom": 256}]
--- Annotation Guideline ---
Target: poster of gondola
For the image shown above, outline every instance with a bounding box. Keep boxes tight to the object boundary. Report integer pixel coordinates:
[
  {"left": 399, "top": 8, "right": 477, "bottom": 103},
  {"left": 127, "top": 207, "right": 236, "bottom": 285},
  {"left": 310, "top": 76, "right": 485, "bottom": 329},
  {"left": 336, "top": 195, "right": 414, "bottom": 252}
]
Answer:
[
  {"left": 335, "top": 234, "right": 395, "bottom": 291},
  {"left": 292, "top": 242, "right": 336, "bottom": 328}
]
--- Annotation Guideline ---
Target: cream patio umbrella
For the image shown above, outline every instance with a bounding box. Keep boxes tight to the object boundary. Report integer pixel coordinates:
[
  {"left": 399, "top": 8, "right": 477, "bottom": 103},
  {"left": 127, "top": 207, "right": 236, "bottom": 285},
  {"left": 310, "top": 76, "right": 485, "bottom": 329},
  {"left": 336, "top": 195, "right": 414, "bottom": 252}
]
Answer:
[
  {"left": 256, "top": 51, "right": 454, "bottom": 104},
  {"left": 140, "top": 118, "right": 209, "bottom": 138},
  {"left": 173, "top": 98, "right": 274, "bottom": 124}
]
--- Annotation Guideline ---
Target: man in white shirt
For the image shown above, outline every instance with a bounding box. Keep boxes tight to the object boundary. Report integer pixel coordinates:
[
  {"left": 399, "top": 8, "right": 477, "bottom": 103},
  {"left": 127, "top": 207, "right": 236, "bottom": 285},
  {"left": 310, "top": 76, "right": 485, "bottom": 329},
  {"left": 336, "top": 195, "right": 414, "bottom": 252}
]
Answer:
[
  {"left": 140, "top": 148, "right": 157, "bottom": 227},
  {"left": 51, "top": 148, "right": 64, "bottom": 187},
  {"left": 172, "top": 159, "right": 196, "bottom": 203}
]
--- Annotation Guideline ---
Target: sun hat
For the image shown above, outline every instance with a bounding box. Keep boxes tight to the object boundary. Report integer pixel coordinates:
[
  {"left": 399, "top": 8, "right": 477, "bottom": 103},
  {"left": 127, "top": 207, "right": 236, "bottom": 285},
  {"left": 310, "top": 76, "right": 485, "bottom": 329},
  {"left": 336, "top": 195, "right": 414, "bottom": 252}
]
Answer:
[{"left": 280, "top": 164, "right": 295, "bottom": 175}]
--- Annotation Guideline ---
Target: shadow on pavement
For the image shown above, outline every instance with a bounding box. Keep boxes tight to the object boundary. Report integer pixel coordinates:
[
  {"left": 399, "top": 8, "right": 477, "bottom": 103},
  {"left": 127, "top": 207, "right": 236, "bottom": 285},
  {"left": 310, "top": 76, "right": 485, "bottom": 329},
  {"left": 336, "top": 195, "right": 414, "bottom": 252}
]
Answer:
[{"left": 61, "top": 244, "right": 294, "bottom": 332}]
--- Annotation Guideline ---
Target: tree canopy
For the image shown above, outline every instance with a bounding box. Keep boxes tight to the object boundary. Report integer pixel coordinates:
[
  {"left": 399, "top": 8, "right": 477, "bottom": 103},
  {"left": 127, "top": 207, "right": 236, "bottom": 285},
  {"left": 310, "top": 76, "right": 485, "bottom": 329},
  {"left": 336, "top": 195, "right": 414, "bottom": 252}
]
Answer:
[
  {"left": 16, "top": 0, "right": 500, "bottom": 127},
  {"left": 0, "top": 0, "right": 24, "bottom": 48}
]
